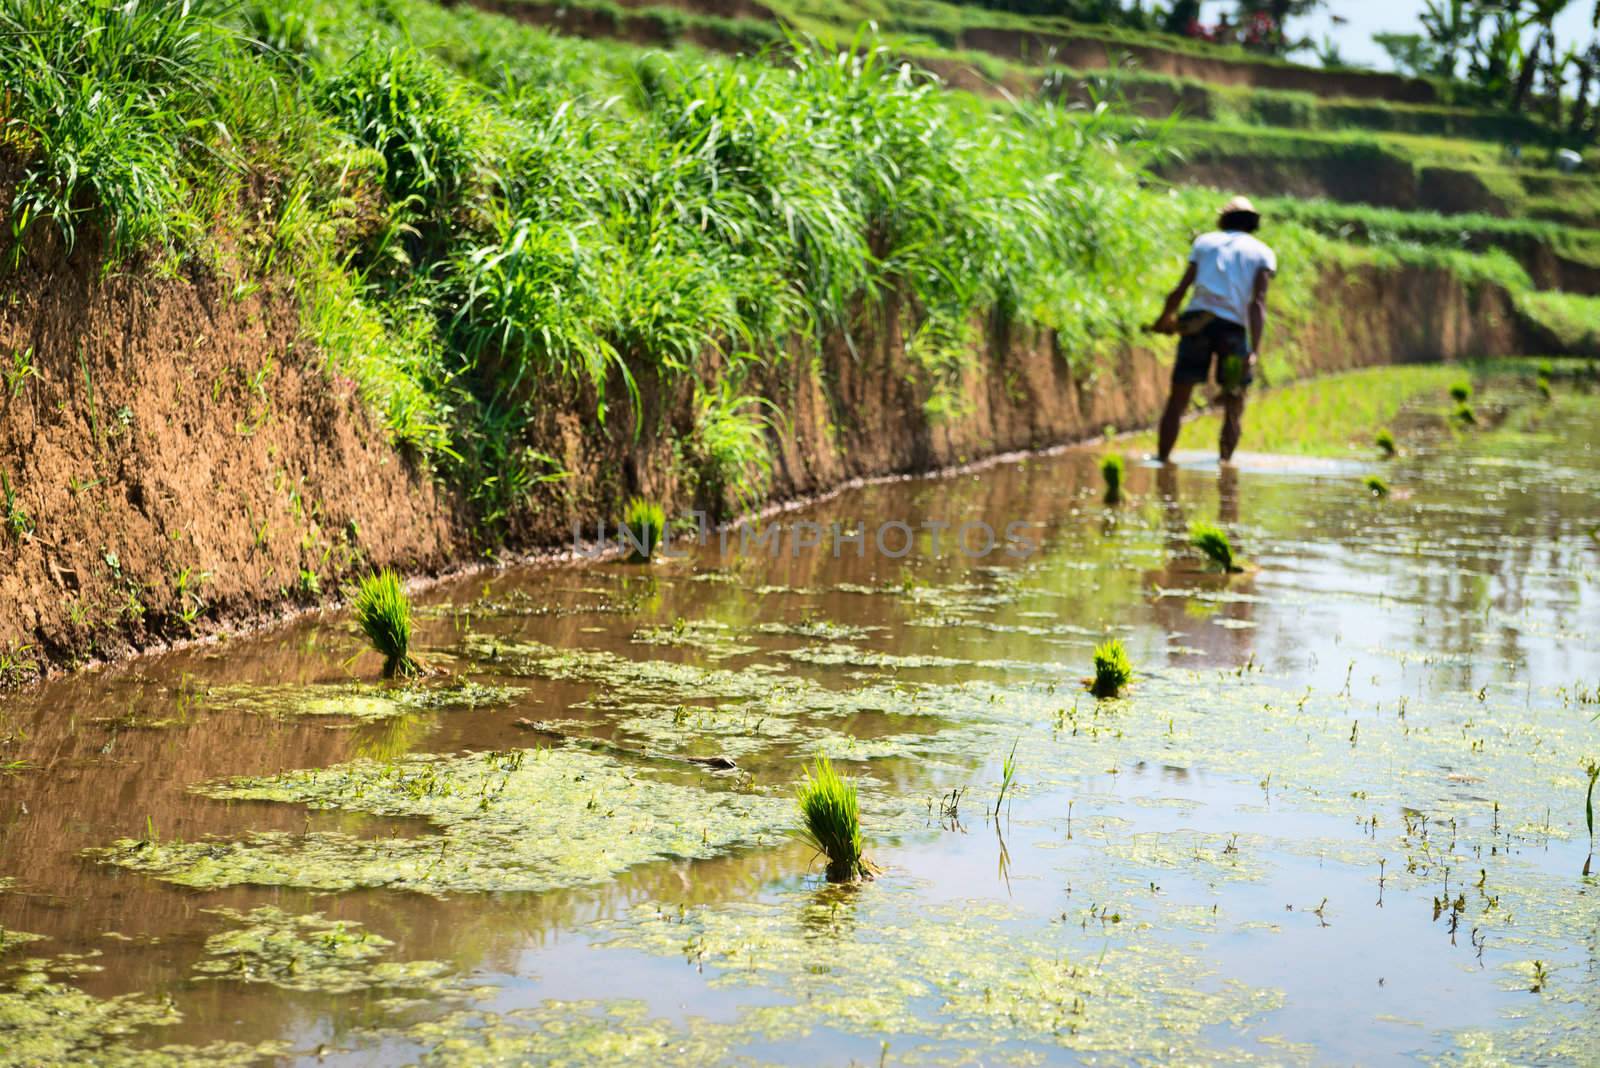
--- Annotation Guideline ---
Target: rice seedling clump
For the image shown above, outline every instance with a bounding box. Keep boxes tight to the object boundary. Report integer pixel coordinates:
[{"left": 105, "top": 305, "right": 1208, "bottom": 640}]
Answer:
[
  {"left": 1364, "top": 475, "right": 1390, "bottom": 498},
  {"left": 1189, "top": 521, "right": 1241, "bottom": 573},
  {"left": 1453, "top": 401, "right": 1477, "bottom": 425},
  {"left": 1375, "top": 429, "right": 1397, "bottom": 457},
  {"left": 621, "top": 497, "right": 666, "bottom": 562},
  {"left": 1449, "top": 381, "right": 1473, "bottom": 403},
  {"left": 1100, "top": 454, "right": 1125, "bottom": 504},
  {"left": 1089, "top": 638, "right": 1133, "bottom": 698},
  {"left": 796, "top": 753, "right": 872, "bottom": 882},
  {"left": 353, "top": 569, "right": 420, "bottom": 678}
]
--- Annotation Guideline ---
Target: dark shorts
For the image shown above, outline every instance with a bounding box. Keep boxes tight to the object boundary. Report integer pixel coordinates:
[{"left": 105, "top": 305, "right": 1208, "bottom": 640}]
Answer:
[{"left": 1174, "top": 313, "right": 1252, "bottom": 389}]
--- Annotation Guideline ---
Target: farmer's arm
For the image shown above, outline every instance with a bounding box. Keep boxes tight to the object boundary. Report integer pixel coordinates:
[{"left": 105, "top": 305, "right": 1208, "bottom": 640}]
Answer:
[
  {"left": 1248, "top": 267, "right": 1272, "bottom": 354},
  {"left": 1157, "top": 263, "right": 1197, "bottom": 324}
]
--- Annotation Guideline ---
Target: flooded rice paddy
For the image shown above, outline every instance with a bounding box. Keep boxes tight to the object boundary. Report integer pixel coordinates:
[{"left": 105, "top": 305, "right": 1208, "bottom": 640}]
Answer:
[{"left": 2, "top": 366, "right": 1598, "bottom": 1065}]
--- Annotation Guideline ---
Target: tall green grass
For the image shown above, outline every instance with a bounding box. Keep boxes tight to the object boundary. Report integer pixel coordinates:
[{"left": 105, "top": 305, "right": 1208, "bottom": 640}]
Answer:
[{"left": 0, "top": 0, "right": 259, "bottom": 261}]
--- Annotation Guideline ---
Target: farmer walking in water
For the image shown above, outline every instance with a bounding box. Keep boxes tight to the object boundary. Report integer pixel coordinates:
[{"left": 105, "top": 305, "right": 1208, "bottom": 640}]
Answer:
[{"left": 1151, "top": 195, "right": 1275, "bottom": 464}]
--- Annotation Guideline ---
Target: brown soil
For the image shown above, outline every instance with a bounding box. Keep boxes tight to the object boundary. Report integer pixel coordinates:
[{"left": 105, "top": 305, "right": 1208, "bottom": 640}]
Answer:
[{"left": 0, "top": 233, "right": 458, "bottom": 683}]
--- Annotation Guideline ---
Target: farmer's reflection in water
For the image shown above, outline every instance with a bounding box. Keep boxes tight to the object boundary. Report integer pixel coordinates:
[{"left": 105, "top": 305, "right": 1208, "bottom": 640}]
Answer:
[{"left": 1146, "top": 463, "right": 1255, "bottom": 668}]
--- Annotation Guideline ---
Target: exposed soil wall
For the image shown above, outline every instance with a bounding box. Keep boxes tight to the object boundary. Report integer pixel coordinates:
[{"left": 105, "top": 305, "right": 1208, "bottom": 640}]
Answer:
[
  {"left": 0, "top": 241, "right": 1569, "bottom": 686},
  {"left": 0, "top": 237, "right": 458, "bottom": 682}
]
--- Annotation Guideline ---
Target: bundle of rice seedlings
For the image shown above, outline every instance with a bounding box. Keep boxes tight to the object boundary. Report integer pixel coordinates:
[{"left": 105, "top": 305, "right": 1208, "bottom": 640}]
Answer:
[
  {"left": 1089, "top": 638, "right": 1132, "bottom": 698},
  {"left": 1189, "top": 520, "right": 1241, "bottom": 573},
  {"left": 621, "top": 497, "right": 666, "bottom": 562},
  {"left": 1449, "top": 381, "right": 1472, "bottom": 404},
  {"left": 1364, "top": 475, "right": 1390, "bottom": 498},
  {"left": 1100, "top": 453, "right": 1125, "bottom": 505},
  {"left": 353, "top": 569, "right": 420, "bottom": 678},
  {"left": 1375, "top": 429, "right": 1397, "bottom": 457},
  {"left": 1452, "top": 401, "right": 1477, "bottom": 425},
  {"left": 796, "top": 753, "right": 873, "bottom": 882}
]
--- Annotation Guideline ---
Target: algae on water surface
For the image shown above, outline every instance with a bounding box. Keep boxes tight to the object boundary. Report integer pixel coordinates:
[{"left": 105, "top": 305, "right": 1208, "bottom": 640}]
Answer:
[
  {"left": 0, "top": 951, "right": 283, "bottom": 1068},
  {"left": 195, "top": 906, "right": 465, "bottom": 996},
  {"left": 90, "top": 747, "right": 796, "bottom": 895}
]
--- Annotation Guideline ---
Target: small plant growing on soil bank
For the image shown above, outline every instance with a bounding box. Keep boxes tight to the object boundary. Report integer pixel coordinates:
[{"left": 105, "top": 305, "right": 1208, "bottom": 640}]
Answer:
[
  {"left": 1364, "top": 475, "right": 1390, "bottom": 498},
  {"left": 1089, "top": 638, "right": 1133, "bottom": 698},
  {"left": 1450, "top": 381, "right": 1472, "bottom": 404},
  {"left": 1452, "top": 401, "right": 1477, "bottom": 425},
  {"left": 1189, "top": 521, "right": 1242, "bottom": 573},
  {"left": 621, "top": 497, "right": 666, "bottom": 562},
  {"left": 797, "top": 753, "right": 872, "bottom": 882},
  {"left": 353, "top": 569, "right": 420, "bottom": 679},
  {"left": 1375, "top": 429, "right": 1397, "bottom": 457},
  {"left": 1100, "top": 454, "right": 1125, "bottom": 505}
]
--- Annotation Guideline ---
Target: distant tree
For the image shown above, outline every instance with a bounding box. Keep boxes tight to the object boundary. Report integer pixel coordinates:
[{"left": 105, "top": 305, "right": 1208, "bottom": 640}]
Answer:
[
  {"left": 1162, "top": 0, "right": 1201, "bottom": 34},
  {"left": 1374, "top": 31, "right": 1439, "bottom": 75},
  {"left": 1233, "top": 0, "right": 1324, "bottom": 53},
  {"left": 1419, "top": 0, "right": 1480, "bottom": 77}
]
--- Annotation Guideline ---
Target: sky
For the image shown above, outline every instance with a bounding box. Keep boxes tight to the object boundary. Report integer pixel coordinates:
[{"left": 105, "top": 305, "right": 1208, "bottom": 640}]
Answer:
[{"left": 1196, "top": 1, "right": 1597, "bottom": 71}]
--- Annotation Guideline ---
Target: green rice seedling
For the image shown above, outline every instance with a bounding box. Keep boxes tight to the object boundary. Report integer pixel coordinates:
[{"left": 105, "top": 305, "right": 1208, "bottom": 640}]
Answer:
[
  {"left": 1100, "top": 453, "right": 1125, "bottom": 505},
  {"left": 1089, "top": 638, "right": 1133, "bottom": 698},
  {"left": 353, "top": 569, "right": 420, "bottom": 679},
  {"left": 1375, "top": 429, "right": 1397, "bottom": 457},
  {"left": 1537, "top": 377, "right": 1552, "bottom": 399},
  {"left": 1449, "top": 381, "right": 1472, "bottom": 404},
  {"left": 620, "top": 497, "right": 666, "bottom": 562},
  {"left": 1189, "top": 520, "right": 1241, "bottom": 573},
  {"left": 994, "top": 739, "right": 1019, "bottom": 819},
  {"left": 1453, "top": 401, "right": 1477, "bottom": 425},
  {"left": 1364, "top": 475, "right": 1390, "bottom": 498},
  {"left": 796, "top": 754, "right": 872, "bottom": 882},
  {"left": 1584, "top": 760, "right": 1598, "bottom": 877},
  {"left": 1537, "top": 360, "right": 1554, "bottom": 380}
]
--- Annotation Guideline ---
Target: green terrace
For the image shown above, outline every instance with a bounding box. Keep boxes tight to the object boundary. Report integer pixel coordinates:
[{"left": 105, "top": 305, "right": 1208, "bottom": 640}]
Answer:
[{"left": 449, "top": 0, "right": 1600, "bottom": 287}]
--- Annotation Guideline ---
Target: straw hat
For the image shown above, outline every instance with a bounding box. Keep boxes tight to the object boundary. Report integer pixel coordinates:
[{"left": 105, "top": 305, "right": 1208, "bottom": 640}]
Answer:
[{"left": 1220, "top": 195, "right": 1259, "bottom": 217}]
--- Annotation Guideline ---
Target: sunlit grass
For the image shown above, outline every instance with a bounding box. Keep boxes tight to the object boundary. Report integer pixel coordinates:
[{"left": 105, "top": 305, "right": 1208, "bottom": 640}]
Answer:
[{"left": 1129, "top": 366, "right": 1461, "bottom": 458}]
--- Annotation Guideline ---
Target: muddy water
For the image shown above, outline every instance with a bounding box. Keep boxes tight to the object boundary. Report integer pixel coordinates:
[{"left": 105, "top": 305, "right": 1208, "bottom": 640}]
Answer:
[{"left": 2, "top": 374, "right": 1598, "bottom": 1065}]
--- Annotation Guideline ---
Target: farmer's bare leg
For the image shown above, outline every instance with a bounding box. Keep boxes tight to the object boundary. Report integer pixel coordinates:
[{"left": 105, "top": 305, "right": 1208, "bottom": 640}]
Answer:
[
  {"left": 1157, "top": 382, "right": 1196, "bottom": 463},
  {"left": 1219, "top": 390, "right": 1246, "bottom": 462}
]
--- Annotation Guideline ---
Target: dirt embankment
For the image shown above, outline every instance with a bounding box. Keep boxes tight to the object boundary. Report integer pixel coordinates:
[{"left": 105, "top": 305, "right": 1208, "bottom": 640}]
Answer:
[
  {"left": 0, "top": 236, "right": 457, "bottom": 683},
  {"left": 0, "top": 237, "right": 1565, "bottom": 686}
]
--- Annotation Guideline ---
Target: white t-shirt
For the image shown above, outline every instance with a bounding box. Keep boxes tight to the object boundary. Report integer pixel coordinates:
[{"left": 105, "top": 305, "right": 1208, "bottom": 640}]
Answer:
[{"left": 1186, "top": 230, "right": 1276, "bottom": 331}]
